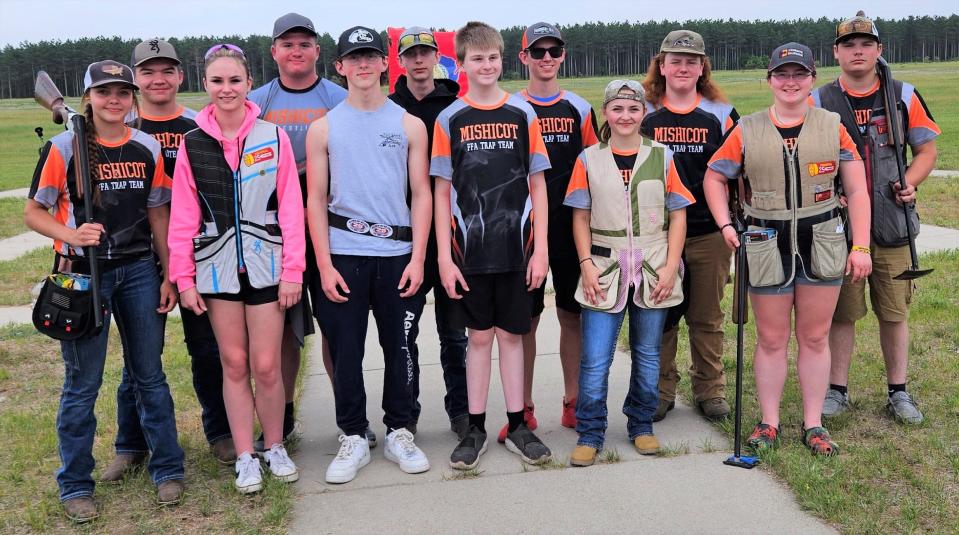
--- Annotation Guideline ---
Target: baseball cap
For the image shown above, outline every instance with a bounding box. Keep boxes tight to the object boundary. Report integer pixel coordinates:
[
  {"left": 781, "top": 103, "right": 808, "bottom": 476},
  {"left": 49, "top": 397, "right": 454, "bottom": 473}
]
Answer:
[
  {"left": 336, "top": 26, "right": 386, "bottom": 59},
  {"left": 273, "top": 13, "right": 317, "bottom": 39},
  {"left": 603, "top": 79, "right": 645, "bottom": 106},
  {"left": 83, "top": 60, "right": 138, "bottom": 92},
  {"left": 768, "top": 42, "right": 816, "bottom": 73},
  {"left": 397, "top": 26, "right": 438, "bottom": 55},
  {"left": 835, "top": 11, "right": 880, "bottom": 44},
  {"left": 659, "top": 30, "right": 706, "bottom": 56},
  {"left": 131, "top": 38, "right": 180, "bottom": 67},
  {"left": 521, "top": 22, "right": 565, "bottom": 49}
]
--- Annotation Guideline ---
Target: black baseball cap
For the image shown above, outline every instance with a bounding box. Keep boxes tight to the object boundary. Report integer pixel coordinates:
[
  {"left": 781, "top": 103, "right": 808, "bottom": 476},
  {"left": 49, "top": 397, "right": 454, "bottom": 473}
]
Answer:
[
  {"left": 336, "top": 26, "right": 386, "bottom": 59},
  {"left": 83, "top": 60, "right": 138, "bottom": 92},
  {"left": 768, "top": 42, "right": 816, "bottom": 73},
  {"left": 273, "top": 13, "right": 317, "bottom": 39},
  {"left": 522, "top": 22, "right": 565, "bottom": 49}
]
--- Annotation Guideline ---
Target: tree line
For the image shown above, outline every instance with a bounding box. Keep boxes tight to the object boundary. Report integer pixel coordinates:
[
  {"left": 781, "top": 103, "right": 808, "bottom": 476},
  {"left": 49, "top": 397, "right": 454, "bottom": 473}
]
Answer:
[{"left": 1, "top": 15, "right": 957, "bottom": 99}]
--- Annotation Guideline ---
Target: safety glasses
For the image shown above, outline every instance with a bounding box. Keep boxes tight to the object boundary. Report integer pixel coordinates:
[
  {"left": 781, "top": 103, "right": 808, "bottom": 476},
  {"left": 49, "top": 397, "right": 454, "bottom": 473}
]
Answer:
[
  {"left": 399, "top": 32, "right": 436, "bottom": 50},
  {"left": 204, "top": 43, "right": 246, "bottom": 61},
  {"left": 527, "top": 46, "right": 564, "bottom": 60}
]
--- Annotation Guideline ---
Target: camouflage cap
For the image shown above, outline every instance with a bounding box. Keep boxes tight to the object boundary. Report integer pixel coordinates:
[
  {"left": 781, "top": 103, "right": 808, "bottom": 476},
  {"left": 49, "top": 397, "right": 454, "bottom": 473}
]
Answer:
[
  {"left": 659, "top": 30, "right": 705, "bottom": 56},
  {"left": 603, "top": 79, "right": 645, "bottom": 106},
  {"left": 836, "top": 11, "right": 880, "bottom": 44}
]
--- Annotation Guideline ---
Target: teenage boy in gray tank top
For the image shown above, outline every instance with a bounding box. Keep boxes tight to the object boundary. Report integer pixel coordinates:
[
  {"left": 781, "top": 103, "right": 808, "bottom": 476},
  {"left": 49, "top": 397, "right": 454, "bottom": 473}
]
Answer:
[{"left": 305, "top": 26, "right": 433, "bottom": 484}]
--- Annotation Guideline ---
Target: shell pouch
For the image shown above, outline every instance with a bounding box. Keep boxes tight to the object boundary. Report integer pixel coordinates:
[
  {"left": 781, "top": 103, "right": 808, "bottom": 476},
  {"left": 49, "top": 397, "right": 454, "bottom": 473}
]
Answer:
[
  {"left": 745, "top": 226, "right": 785, "bottom": 288},
  {"left": 810, "top": 216, "right": 848, "bottom": 280},
  {"left": 575, "top": 245, "right": 621, "bottom": 311},
  {"left": 637, "top": 234, "right": 684, "bottom": 309}
]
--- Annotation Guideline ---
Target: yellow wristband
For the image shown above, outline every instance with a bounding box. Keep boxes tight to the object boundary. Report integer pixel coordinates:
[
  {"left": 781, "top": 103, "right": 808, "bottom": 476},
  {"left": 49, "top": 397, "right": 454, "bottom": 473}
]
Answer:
[{"left": 851, "top": 245, "right": 871, "bottom": 255}]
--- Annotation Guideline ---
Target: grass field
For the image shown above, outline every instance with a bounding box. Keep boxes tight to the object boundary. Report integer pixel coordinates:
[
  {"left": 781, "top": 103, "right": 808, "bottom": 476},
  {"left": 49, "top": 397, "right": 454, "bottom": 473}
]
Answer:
[
  {"left": 658, "top": 249, "right": 959, "bottom": 533},
  {"left": 0, "top": 319, "right": 297, "bottom": 534},
  {"left": 0, "top": 198, "right": 28, "bottom": 239},
  {"left": 0, "top": 62, "right": 957, "bottom": 192}
]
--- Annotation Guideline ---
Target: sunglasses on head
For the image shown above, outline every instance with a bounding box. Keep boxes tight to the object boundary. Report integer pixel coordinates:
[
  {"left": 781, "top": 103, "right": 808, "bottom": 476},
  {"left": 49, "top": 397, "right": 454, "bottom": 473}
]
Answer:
[
  {"left": 204, "top": 43, "right": 246, "bottom": 61},
  {"left": 399, "top": 32, "right": 436, "bottom": 49},
  {"left": 527, "top": 46, "right": 564, "bottom": 60}
]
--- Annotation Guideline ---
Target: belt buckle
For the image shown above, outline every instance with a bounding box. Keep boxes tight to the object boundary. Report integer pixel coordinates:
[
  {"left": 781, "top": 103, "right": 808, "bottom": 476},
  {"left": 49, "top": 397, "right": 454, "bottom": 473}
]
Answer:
[
  {"left": 370, "top": 223, "right": 394, "bottom": 238},
  {"left": 346, "top": 218, "right": 370, "bottom": 234}
]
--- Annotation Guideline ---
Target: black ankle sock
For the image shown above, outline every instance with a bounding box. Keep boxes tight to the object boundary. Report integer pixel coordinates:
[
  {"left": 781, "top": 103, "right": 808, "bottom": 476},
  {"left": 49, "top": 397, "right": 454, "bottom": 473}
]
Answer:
[
  {"left": 507, "top": 410, "right": 524, "bottom": 433},
  {"left": 830, "top": 384, "right": 848, "bottom": 396},
  {"left": 888, "top": 383, "right": 906, "bottom": 396},
  {"left": 468, "top": 412, "right": 486, "bottom": 433},
  {"left": 283, "top": 402, "right": 295, "bottom": 436}
]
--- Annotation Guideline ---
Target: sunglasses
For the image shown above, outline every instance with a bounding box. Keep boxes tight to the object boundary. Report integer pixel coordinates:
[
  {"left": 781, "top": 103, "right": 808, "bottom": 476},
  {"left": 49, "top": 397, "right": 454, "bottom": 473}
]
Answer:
[
  {"left": 399, "top": 32, "right": 436, "bottom": 50},
  {"left": 527, "top": 46, "right": 564, "bottom": 60},
  {"left": 204, "top": 43, "right": 246, "bottom": 61}
]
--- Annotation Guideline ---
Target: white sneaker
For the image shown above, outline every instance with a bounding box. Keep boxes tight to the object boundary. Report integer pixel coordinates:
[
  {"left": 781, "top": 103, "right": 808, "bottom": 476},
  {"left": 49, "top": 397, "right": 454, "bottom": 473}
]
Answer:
[
  {"left": 263, "top": 443, "right": 299, "bottom": 483},
  {"left": 384, "top": 428, "right": 430, "bottom": 474},
  {"left": 325, "top": 434, "right": 371, "bottom": 484},
  {"left": 234, "top": 452, "right": 263, "bottom": 494}
]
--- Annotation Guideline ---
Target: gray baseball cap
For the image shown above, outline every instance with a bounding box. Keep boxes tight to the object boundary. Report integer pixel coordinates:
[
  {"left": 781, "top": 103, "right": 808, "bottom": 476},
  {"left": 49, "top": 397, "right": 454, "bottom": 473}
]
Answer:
[
  {"left": 132, "top": 38, "right": 180, "bottom": 67},
  {"left": 273, "top": 13, "right": 317, "bottom": 39},
  {"left": 397, "top": 26, "right": 438, "bottom": 55},
  {"left": 768, "top": 42, "right": 816, "bottom": 73},
  {"left": 522, "top": 22, "right": 565, "bottom": 49},
  {"left": 659, "top": 30, "right": 705, "bottom": 56}
]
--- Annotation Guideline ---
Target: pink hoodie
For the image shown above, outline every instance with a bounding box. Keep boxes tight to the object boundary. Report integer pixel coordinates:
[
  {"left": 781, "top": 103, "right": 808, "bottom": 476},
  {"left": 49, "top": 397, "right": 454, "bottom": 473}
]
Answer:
[{"left": 168, "top": 100, "right": 305, "bottom": 293}]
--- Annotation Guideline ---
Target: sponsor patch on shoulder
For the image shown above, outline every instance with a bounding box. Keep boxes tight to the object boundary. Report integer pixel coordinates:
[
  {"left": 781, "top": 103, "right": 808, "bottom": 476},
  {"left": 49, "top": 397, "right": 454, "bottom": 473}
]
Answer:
[
  {"left": 807, "top": 161, "right": 836, "bottom": 176},
  {"left": 243, "top": 147, "right": 274, "bottom": 167}
]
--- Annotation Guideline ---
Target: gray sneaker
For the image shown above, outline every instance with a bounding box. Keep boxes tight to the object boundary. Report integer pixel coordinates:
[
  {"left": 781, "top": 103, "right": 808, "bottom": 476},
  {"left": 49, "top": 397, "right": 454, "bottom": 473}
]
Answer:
[
  {"left": 821, "top": 388, "right": 851, "bottom": 418},
  {"left": 887, "top": 391, "right": 924, "bottom": 424}
]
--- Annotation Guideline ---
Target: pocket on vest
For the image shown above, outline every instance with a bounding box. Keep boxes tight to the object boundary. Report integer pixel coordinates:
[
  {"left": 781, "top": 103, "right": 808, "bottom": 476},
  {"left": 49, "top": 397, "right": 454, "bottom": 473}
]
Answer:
[
  {"left": 240, "top": 224, "right": 284, "bottom": 289},
  {"left": 637, "top": 235, "right": 684, "bottom": 309},
  {"left": 194, "top": 229, "right": 240, "bottom": 294},
  {"left": 575, "top": 255, "right": 620, "bottom": 311},
  {"left": 810, "top": 216, "right": 848, "bottom": 280},
  {"left": 745, "top": 229, "right": 785, "bottom": 288},
  {"left": 873, "top": 177, "right": 919, "bottom": 247}
]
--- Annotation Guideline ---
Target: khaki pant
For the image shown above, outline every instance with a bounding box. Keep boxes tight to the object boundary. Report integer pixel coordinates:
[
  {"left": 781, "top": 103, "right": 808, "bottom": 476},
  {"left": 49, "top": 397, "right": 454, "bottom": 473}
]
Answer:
[
  {"left": 659, "top": 231, "right": 731, "bottom": 402},
  {"left": 833, "top": 242, "right": 913, "bottom": 323}
]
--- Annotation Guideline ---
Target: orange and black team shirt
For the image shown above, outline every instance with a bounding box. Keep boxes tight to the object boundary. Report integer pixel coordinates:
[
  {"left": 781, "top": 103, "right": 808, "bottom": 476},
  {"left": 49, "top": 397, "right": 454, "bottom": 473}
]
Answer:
[
  {"left": 431, "top": 93, "right": 551, "bottom": 275},
  {"left": 129, "top": 106, "right": 198, "bottom": 178},
  {"left": 28, "top": 128, "right": 171, "bottom": 261},
  {"left": 641, "top": 96, "right": 738, "bottom": 237}
]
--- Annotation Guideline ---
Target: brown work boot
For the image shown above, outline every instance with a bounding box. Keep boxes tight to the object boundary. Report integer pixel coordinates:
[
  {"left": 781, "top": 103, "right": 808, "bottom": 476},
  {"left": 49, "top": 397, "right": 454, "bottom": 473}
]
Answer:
[
  {"left": 211, "top": 437, "right": 237, "bottom": 465},
  {"left": 633, "top": 434, "right": 660, "bottom": 455},
  {"left": 63, "top": 496, "right": 98, "bottom": 523},
  {"left": 99, "top": 452, "right": 147, "bottom": 482},
  {"left": 699, "top": 397, "right": 731, "bottom": 420},
  {"left": 653, "top": 399, "right": 675, "bottom": 422},
  {"left": 570, "top": 445, "right": 597, "bottom": 467},
  {"left": 157, "top": 479, "right": 185, "bottom": 506}
]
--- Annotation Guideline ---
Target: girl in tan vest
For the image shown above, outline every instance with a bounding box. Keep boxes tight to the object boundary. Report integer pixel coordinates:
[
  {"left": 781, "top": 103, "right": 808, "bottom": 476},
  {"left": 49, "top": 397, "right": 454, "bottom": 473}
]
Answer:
[
  {"left": 702, "top": 43, "right": 872, "bottom": 456},
  {"left": 563, "top": 80, "right": 694, "bottom": 466}
]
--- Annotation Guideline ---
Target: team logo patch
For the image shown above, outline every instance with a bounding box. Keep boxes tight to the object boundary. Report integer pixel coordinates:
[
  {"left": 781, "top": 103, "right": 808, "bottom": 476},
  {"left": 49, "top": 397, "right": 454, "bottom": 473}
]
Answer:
[
  {"left": 673, "top": 37, "right": 694, "bottom": 48},
  {"left": 243, "top": 147, "right": 274, "bottom": 167},
  {"left": 532, "top": 26, "right": 553, "bottom": 35},
  {"left": 348, "top": 28, "right": 374, "bottom": 44},
  {"left": 102, "top": 64, "right": 124, "bottom": 76},
  {"left": 347, "top": 219, "right": 370, "bottom": 234},
  {"left": 370, "top": 224, "right": 394, "bottom": 238},
  {"left": 807, "top": 161, "right": 836, "bottom": 176},
  {"left": 781, "top": 48, "right": 805, "bottom": 58},
  {"left": 814, "top": 184, "right": 833, "bottom": 203}
]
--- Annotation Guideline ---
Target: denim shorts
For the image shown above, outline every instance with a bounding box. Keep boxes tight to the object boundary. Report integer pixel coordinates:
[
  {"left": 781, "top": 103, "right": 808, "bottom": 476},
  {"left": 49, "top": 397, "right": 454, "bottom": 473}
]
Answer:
[{"left": 749, "top": 256, "right": 844, "bottom": 295}]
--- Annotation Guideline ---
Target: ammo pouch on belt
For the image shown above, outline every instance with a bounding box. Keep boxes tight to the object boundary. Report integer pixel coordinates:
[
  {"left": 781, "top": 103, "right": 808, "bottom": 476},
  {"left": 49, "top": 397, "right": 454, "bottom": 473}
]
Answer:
[
  {"left": 810, "top": 216, "right": 848, "bottom": 280},
  {"left": 637, "top": 233, "right": 684, "bottom": 309},
  {"left": 744, "top": 226, "right": 785, "bottom": 288},
  {"left": 574, "top": 245, "right": 621, "bottom": 311}
]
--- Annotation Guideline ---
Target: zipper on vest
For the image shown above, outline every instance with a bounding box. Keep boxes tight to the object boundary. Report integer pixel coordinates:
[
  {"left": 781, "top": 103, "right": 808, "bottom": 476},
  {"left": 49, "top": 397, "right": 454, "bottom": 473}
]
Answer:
[
  {"left": 234, "top": 167, "right": 246, "bottom": 273},
  {"left": 786, "top": 148, "right": 799, "bottom": 284},
  {"left": 623, "top": 187, "right": 634, "bottom": 287}
]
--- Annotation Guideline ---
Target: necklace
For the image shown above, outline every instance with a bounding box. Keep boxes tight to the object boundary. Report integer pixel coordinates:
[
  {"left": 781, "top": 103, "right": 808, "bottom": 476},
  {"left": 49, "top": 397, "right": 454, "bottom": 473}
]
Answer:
[{"left": 96, "top": 128, "right": 126, "bottom": 178}]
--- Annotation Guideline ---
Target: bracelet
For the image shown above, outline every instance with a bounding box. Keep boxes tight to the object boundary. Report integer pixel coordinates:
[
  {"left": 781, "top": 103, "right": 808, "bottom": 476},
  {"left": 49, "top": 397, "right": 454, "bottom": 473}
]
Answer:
[
  {"left": 720, "top": 223, "right": 734, "bottom": 232},
  {"left": 579, "top": 257, "right": 594, "bottom": 266},
  {"left": 851, "top": 245, "right": 871, "bottom": 255}
]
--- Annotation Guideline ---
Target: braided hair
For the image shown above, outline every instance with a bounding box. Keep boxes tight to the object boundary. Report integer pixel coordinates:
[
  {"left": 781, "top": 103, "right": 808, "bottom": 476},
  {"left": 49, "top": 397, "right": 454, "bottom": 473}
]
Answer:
[{"left": 78, "top": 91, "right": 140, "bottom": 207}]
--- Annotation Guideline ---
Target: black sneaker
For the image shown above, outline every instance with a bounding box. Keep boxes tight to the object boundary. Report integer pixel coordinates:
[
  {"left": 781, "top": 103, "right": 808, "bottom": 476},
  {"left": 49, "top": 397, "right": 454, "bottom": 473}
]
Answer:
[
  {"left": 504, "top": 423, "right": 551, "bottom": 465},
  {"left": 450, "top": 414, "right": 470, "bottom": 440},
  {"left": 449, "top": 425, "right": 487, "bottom": 470}
]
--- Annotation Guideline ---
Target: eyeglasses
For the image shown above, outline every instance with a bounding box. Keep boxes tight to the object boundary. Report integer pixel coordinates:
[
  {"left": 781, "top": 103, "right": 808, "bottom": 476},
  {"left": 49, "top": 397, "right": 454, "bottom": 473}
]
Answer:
[
  {"left": 399, "top": 32, "right": 436, "bottom": 50},
  {"left": 770, "top": 71, "right": 813, "bottom": 81},
  {"left": 527, "top": 46, "right": 564, "bottom": 60},
  {"left": 204, "top": 43, "right": 246, "bottom": 61}
]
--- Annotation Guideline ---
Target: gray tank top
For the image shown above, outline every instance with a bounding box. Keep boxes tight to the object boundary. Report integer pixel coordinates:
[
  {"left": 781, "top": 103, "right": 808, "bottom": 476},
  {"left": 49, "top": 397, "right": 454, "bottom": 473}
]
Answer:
[{"left": 326, "top": 99, "right": 411, "bottom": 256}]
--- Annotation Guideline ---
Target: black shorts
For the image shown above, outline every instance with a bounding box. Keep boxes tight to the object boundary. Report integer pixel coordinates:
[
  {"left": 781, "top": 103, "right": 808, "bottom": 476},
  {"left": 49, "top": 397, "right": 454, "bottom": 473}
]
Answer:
[
  {"left": 530, "top": 254, "right": 582, "bottom": 317},
  {"left": 203, "top": 272, "right": 278, "bottom": 306},
  {"left": 449, "top": 271, "right": 533, "bottom": 335}
]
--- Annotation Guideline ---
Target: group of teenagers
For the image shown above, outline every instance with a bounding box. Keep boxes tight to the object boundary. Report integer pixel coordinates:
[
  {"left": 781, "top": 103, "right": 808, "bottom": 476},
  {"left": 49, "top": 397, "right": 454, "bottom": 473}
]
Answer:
[{"left": 24, "top": 10, "right": 941, "bottom": 523}]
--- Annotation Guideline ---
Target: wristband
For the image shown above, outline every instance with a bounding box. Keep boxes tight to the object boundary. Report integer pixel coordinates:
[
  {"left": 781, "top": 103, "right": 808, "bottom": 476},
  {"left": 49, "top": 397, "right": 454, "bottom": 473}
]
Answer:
[
  {"left": 851, "top": 245, "right": 871, "bottom": 255},
  {"left": 720, "top": 223, "right": 734, "bottom": 232},
  {"left": 579, "top": 257, "right": 594, "bottom": 266}
]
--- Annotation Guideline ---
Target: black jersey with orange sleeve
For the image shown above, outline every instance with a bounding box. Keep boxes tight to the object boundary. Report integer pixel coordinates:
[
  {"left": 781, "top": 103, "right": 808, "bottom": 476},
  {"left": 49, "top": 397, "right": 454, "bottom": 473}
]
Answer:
[
  {"left": 519, "top": 89, "right": 598, "bottom": 259},
  {"left": 430, "top": 93, "right": 551, "bottom": 275},
  {"left": 28, "top": 128, "right": 171, "bottom": 262},
  {"left": 641, "top": 96, "right": 738, "bottom": 237},
  {"left": 129, "top": 106, "right": 197, "bottom": 178}
]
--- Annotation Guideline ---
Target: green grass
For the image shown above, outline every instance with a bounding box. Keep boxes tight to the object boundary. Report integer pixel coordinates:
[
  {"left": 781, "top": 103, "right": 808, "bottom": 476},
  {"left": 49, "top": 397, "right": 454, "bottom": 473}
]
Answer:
[
  {"left": 0, "top": 319, "right": 297, "bottom": 534},
  {"left": 0, "top": 246, "right": 51, "bottom": 305},
  {"left": 919, "top": 174, "right": 959, "bottom": 228},
  {"left": 658, "top": 249, "right": 959, "bottom": 533},
  {"left": 0, "top": 197, "right": 27, "bottom": 239}
]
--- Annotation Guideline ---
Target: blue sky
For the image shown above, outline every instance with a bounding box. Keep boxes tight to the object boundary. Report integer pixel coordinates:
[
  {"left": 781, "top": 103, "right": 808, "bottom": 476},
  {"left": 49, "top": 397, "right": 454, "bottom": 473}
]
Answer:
[{"left": 1, "top": 0, "right": 955, "bottom": 47}]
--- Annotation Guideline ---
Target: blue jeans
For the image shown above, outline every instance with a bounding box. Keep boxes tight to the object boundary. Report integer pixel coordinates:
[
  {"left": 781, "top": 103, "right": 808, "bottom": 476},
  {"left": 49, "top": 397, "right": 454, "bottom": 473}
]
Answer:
[
  {"left": 115, "top": 306, "right": 230, "bottom": 450},
  {"left": 576, "top": 296, "right": 667, "bottom": 449},
  {"left": 56, "top": 257, "right": 184, "bottom": 501}
]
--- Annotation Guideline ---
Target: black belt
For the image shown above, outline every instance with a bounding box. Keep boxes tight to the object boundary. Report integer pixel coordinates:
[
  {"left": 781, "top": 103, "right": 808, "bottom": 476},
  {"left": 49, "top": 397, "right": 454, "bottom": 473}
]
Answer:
[{"left": 328, "top": 211, "right": 412, "bottom": 242}]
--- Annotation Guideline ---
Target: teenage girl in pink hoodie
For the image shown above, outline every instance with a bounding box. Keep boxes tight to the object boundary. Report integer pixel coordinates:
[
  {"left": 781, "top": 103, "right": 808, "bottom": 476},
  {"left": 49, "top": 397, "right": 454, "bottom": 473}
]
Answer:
[{"left": 168, "top": 44, "right": 305, "bottom": 493}]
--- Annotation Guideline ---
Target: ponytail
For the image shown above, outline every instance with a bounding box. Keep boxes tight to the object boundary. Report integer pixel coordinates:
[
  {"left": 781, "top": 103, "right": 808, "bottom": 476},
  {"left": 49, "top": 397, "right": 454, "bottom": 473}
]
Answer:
[{"left": 80, "top": 96, "right": 102, "bottom": 207}]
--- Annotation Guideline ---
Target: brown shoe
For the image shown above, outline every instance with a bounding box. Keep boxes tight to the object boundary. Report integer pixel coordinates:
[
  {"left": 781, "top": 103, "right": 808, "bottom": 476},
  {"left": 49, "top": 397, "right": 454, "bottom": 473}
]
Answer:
[
  {"left": 633, "top": 434, "right": 660, "bottom": 455},
  {"left": 653, "top": 399, "right": 675, "bottom": 422},
  {"left": 570, "top": 445, "right": 597, "bottom": 467},
  {"left": 699, "top": 397, "right": 731, "bottom": 420},
  {"left": 63, "top": 496, "right": 98, "bottom": 523},
  {"left": 157, "top": 479, "right": 185, "bottom": 506},
  {"left": 211, "top": 437, "right": 237, "bottom": 465},
  {"left": 99, "top": 453, "right": 147, "bottom": 482}
]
